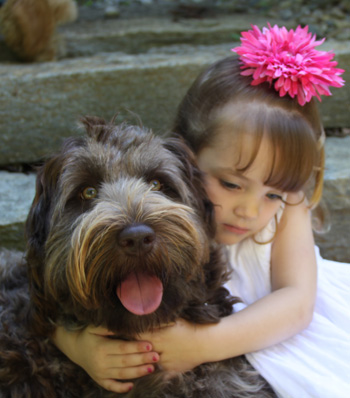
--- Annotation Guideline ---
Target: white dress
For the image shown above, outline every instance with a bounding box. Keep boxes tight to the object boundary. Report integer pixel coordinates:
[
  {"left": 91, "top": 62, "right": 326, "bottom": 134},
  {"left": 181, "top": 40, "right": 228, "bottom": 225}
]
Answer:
[{"left": 224, "top": 217, "right": 350, "bottom": 398}]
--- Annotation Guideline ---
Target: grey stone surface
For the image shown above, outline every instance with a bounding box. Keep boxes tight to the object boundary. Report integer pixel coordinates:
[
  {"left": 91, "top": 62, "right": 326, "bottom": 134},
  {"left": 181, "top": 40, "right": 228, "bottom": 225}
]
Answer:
[
  {"left": 1, "top": 137, "right": 349, "bottom": 261},
  {"left": 314, "top": 136, "right": 350, "bottom": 262},
  {"left": 0, "top": 15, "right": 349, "bottom": 166},
  {"left": 0, "top": 171, "right": 36, "bottom": 250},
  {"left": 0, "top": 47, "right": 225, "bottom": 166},
  {"left": 60, "top": 16, "right": 276, "bottom": 57}
]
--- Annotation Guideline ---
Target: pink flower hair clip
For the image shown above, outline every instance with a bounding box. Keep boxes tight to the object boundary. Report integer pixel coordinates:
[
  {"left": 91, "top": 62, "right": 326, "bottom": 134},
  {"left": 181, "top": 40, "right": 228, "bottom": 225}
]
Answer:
[{"left": 232, "top": 24, "right": 345, "bottom": 106}]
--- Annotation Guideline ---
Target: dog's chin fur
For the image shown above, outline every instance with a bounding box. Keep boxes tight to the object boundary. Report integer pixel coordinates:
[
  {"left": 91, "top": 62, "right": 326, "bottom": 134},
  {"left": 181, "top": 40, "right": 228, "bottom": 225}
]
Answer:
[
  {"left": 0, "top": 116, "right": 276, "bottom": 398},
  {"left": 0, "top": 0, "right": 77, "bottom": 61}
]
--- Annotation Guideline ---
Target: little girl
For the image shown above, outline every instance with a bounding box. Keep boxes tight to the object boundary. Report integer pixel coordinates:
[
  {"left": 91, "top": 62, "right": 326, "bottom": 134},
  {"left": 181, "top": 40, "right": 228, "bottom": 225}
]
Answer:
[{"left": 53, "top": 25, "right": 349, "bottom": 397}]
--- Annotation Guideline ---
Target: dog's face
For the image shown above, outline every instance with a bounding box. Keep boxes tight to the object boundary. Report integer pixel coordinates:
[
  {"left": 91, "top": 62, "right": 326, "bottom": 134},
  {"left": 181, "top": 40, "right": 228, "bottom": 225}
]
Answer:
[{"left": 26, "top": 117, "right": 214, "bottom": 335}]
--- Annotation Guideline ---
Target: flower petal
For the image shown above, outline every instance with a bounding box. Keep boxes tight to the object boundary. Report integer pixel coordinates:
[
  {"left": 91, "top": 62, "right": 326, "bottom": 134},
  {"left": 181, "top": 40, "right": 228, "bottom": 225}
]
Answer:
[{"left": 231, "top": 24, "right": 345, "bottom": 105}]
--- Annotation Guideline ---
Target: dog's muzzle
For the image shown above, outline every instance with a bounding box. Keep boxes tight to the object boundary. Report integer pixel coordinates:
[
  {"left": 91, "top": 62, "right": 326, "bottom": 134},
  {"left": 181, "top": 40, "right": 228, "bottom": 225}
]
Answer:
[{"left": 116, "top": 223, "right": 164, "bottom": 315}]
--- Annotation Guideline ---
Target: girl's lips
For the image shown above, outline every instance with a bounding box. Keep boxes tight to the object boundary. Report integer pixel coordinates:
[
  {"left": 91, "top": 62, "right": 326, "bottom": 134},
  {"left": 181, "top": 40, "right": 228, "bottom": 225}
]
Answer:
[{"left": 223, "top": 223, "right": 250, "bottom": 235}]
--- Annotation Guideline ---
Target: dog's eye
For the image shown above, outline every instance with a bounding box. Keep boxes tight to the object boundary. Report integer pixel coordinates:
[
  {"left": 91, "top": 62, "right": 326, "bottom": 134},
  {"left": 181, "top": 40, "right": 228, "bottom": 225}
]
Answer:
[
  {"left": 81, "top": 187, "right": 98, "bottom": 200},
  {"left": 150, "top": 180, "right": 162, "bottom": 191}
]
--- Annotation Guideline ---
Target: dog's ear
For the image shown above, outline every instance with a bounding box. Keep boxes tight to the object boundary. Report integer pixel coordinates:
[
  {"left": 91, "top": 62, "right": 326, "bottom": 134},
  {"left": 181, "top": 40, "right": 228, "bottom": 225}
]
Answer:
[
  {"left": 164, "top": 135, "right": 216, "bottom": 238},
  {"left": 25, "top": 154, "right": 64, "bottom": 335},
  {"left": 25, "top": 155, "right": 62, "bottom": 258},
  {"left": 79, "top": 115, "right": 115, "bottom": 143},
  {"left": 80, "top": 115, "right": 108, "bottom": 129},
  {"left": 26, "top": 135, "right": 86, "bottom": 255}
]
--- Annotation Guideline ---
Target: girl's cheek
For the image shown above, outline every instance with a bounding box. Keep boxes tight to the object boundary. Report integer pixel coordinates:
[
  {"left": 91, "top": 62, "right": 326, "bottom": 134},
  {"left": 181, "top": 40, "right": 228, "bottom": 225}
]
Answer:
[{"left": 203, "top": 180, "right": 218, "bottom": 203}]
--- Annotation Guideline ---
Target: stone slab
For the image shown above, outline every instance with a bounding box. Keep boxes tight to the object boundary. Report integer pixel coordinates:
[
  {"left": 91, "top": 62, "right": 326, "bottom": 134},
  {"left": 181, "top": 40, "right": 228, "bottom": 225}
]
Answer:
[
  {"left": 60, "top": 15, "right": 279, "bottom": 57},
  {"left": 0, "top": 40, "right": 349, "bottom": 166},
  {"left": 0, "top": 15, "right": 287, "bottom": 62},
  {"left": 315, "top": 136, "right": 350, "bottom": 263},
  {"left": 0, "top": 171, "right": 35, "bottom": 250}
]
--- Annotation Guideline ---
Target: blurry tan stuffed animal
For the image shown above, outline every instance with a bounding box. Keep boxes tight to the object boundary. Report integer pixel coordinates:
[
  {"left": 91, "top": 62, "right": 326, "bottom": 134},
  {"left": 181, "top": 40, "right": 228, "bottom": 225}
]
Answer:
[{"left": 0, "top": 0, "right": 78, "bottom": 61}]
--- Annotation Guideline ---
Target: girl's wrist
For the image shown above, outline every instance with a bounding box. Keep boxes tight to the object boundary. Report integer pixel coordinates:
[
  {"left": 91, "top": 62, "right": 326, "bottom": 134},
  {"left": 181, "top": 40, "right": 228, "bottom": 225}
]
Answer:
[{"left": 194, "top": 321, "right": 227, "bottom": 364}]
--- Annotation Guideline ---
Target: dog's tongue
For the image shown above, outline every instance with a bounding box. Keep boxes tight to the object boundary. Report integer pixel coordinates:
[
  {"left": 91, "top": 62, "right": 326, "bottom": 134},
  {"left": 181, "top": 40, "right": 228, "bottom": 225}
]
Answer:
[{"left": 117, "top": 272, "right": 163, "bottom": 315}]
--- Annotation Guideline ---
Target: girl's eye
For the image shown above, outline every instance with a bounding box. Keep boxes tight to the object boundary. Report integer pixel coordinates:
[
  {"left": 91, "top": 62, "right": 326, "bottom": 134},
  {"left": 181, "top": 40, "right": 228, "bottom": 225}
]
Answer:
[
  {"left": 266, "top": 193, "right": 283, "bottom": 201},
  {"left": 150, "top": 180, "right": 162, "bottom": 191},
  {"left": 81, "top": 187, "right": 98, "bottom": 200},
  {"left": 220, "top": 180, "right": 240, "bottom": 190}
]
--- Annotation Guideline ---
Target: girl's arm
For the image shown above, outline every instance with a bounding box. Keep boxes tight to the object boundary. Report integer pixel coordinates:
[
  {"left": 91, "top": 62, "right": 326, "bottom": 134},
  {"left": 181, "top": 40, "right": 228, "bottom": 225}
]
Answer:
[
  {"left": 52, "top": 325, "right": 159, "bottom": 393},
  {"left": 140, "top": 193, "right": 317, "bottom": 372}
]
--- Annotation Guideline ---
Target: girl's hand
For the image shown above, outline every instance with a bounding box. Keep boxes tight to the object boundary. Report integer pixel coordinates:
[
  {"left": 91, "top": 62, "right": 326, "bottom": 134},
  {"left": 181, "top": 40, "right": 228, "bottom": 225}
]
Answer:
[
  {"left": 52, "top": 325, "right": 159, "bottom": 394},
  {"left": 140, "top": 319, "right": 208, "bottom": 373}
]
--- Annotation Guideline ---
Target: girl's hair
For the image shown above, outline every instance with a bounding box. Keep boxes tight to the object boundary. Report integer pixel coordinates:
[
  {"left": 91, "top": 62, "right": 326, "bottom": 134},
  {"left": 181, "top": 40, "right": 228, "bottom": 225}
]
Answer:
[{"left": 173, "top": 56, "right": 325, "bottom": 210}]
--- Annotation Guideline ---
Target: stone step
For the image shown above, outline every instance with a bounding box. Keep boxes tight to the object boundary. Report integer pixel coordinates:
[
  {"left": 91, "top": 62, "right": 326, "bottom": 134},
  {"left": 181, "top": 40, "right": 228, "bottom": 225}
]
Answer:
[
  {"left": 1, "top": 136, "right": 349, "bottom": 263},
  {"left": 0, "top": 14, "right": 349, "bottom": 166},
  {"left": 60, "top": 15, "right": 275, "bottom": 58},
  {"left": 0, "top": 15, "right": 293, "bottom": 62},
  {"left": 0, "top": 171, "right": 35, "bottom": 250}
]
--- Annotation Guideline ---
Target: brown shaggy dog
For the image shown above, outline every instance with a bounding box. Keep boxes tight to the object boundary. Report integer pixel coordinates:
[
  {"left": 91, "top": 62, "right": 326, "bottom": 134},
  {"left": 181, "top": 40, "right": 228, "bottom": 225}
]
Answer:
[
  {"left": 0, "top": 0, "right": 77, "bottom": 61},
  {"left": 0, "top": 117, "right": 276, "bottom": 397}
]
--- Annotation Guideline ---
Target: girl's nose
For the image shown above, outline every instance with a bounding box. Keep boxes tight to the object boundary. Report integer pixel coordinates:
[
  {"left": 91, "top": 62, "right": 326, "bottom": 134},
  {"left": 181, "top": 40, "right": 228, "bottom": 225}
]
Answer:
[{"left": 234, "top": 197, "right": 259, "bottom": 219}]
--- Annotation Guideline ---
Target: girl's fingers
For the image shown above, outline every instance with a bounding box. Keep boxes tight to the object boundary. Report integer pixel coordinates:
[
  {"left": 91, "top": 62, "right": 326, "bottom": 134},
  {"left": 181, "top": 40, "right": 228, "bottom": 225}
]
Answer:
[
  {"left": 101, "top": 338, "right": 155, "bottom": 358},
  {"left": 113, "top": 339, "right": 153, "bottom": 355},
  {"left": 79, "top": 328, "right": 160, "bottom": 385},
  {"left": 107, "top": 363, "right": 156, "bottom": 380},
  {"left": 88, "top": 325, "right": 116, "bottom": 336},
  {"left": 98, "top": 379, "right": 134, "bottom": 394},
  {"left": 104, "top": 351, "right": 159, "bottom": 369}
]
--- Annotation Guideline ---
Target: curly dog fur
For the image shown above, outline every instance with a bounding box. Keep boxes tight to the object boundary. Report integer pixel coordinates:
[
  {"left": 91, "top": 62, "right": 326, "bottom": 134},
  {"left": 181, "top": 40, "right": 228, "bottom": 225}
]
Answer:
[
  {"left": 0, "top": 117, "right": 276, "bottom": 397},
  {"left": 0, "top": 0, "right": 77, "bottom": 61}
]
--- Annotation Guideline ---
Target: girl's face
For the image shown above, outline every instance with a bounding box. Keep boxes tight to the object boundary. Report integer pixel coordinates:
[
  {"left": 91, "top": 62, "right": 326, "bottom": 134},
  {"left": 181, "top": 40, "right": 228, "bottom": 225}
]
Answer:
[{"left": 197, "top": 132, "right": 284, "bottom": 245}]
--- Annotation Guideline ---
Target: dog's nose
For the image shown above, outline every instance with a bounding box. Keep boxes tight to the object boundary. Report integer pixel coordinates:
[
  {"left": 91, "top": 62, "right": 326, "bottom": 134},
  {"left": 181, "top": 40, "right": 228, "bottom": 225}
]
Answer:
[{"left": 118, "top": 224, "right": 156, "bottom": 255}]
